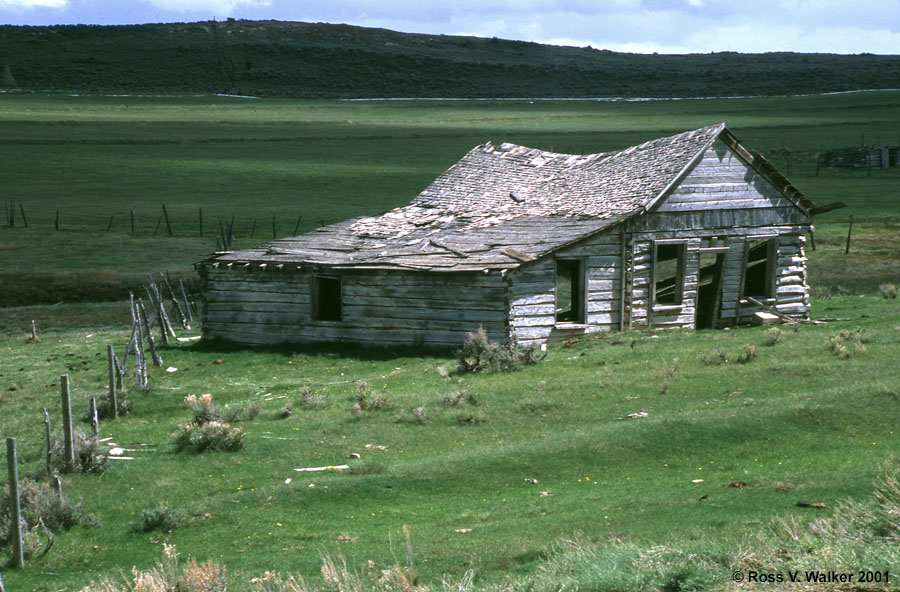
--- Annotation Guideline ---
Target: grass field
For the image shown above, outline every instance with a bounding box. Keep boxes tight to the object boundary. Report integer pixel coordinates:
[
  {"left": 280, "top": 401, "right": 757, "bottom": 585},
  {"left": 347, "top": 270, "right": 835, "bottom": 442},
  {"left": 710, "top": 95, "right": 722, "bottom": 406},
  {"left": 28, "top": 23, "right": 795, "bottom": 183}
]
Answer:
[
  {"left": 1, "top": 90, "right": 899, "bottom": 305},
  {"left": 1, "top": 91, "right": 899, "bottom": 590}
]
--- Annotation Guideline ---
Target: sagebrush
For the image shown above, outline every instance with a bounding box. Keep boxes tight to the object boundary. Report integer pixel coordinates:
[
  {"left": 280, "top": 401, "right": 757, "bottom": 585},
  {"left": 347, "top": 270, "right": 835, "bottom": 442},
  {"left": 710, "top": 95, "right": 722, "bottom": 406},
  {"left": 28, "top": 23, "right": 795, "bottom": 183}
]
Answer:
[{"left": 457, "top": 327, "right": 545, "bottom": 373}]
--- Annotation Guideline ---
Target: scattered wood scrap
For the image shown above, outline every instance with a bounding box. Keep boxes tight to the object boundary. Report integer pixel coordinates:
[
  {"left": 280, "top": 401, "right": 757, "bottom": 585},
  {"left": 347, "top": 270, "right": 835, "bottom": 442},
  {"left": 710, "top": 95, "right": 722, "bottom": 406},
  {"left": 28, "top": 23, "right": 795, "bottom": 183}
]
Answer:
[
  {"left": 627, "top": 411, "right": 649, "bottom": 419},
  {"left": 294, "top": 465, "right": 349, "bottom": 472},
  {"left": 747, "top": 297, "right": 799, "bottom": 325},
  {"left": 796, "top": 501, "right": 827, "bottom": 508}
]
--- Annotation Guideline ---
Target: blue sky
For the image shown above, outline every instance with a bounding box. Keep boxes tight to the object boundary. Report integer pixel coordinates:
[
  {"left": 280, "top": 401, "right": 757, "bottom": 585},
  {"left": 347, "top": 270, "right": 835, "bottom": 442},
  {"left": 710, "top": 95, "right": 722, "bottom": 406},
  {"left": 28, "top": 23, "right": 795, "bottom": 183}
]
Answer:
[{"left": 1, "top": 0, "right": 898, "bottom": 54}]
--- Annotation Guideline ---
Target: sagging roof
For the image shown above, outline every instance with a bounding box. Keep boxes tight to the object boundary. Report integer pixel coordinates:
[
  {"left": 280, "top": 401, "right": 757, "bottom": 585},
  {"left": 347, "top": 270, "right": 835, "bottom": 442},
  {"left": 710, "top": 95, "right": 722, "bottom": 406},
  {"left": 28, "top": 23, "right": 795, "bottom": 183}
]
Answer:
[{"left": 209, "top": 123, "right": 812, "bottom": 272}]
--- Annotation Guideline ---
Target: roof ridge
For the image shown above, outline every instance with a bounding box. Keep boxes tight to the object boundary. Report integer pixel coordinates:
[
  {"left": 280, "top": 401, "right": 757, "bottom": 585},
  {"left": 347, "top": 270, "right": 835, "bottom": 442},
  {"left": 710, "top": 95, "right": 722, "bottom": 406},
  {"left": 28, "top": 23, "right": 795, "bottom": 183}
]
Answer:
[{"left": 484, "top": 122, "right": 726, "bottom": 161}]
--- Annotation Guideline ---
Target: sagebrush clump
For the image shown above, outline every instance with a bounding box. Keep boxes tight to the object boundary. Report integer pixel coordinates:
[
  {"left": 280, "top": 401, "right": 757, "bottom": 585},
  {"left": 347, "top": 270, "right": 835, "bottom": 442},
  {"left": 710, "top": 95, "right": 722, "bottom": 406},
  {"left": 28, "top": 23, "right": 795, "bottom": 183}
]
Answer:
[
  {"left": 172, "top": 394, "right": 244, "bottom": 453},
  {"left": 300, "top": 386, "right": 328, "bottom": 409},
  {"left": 763, "top": 326, "right": 783, "bottom": 346},
  {"left": 457, "top": 327, "right": 546, "bottom": 373},
  {"left": 737, "top": 344, "right": 758, "bottom": 364},
  {"left": 828, "top": 328, "right": 871, "bottom": 359},
  {"left": 50, "top": 429, "right": 109, "bottom": 474},
  {"left": 880, "top": 283, "right": 898, "bottom": 299},
  {"left": 0, "top": 478, "right": 85, "bottom": 559},
  {"left": 131, "top": 505, "right": 186, "bottom": 533},
  {"left": 353, "top": 380, "right": 389, "bottom": 414}
]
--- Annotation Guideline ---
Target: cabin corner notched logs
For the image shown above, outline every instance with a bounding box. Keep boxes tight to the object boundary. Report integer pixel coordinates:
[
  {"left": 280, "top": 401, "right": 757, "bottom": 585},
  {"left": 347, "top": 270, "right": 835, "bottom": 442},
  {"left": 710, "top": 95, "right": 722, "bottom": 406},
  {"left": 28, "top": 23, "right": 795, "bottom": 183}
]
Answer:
[{"left": 198, "top": 123, "right": 820, "bottom": 347}]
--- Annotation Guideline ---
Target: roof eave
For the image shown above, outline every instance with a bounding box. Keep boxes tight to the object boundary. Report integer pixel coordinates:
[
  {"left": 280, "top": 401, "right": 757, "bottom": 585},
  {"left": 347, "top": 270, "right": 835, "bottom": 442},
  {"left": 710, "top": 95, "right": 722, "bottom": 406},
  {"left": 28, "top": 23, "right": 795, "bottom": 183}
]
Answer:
[{"left": 717, "top": 127, "right": 817, "bottom": 214}]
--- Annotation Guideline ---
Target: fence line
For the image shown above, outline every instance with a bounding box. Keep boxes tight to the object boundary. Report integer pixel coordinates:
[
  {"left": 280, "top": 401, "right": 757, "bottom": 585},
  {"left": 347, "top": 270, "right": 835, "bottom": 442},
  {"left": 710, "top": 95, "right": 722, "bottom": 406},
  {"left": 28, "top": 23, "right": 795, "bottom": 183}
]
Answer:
[{"left": 2, "top": 203, "right": 332, "bottom": 245}]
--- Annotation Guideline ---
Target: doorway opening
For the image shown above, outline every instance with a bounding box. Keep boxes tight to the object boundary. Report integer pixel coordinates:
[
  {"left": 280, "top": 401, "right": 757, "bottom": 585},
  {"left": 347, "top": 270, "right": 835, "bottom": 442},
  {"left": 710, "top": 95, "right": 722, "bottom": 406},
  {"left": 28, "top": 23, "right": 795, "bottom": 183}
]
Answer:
[
  {"left": 555, "top": 259, "right": 585, "bottom": 323},
  {"left": 696, "top": 252, "right": 725, "bottom": 329}
]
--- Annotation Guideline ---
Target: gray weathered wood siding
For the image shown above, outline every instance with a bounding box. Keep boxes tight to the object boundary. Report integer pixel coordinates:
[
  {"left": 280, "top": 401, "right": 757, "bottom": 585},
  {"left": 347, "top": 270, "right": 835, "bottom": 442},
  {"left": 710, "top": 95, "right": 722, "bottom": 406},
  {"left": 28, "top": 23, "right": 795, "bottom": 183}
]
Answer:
[
  {"left": 201, "top": 267, "right": 508, "bottom": 347},
  {"left": 508, "top": 228, "right": 623, "bottom": 344},
  {"left": 626, "top": 139, "right": 811, "bottom": 329}
]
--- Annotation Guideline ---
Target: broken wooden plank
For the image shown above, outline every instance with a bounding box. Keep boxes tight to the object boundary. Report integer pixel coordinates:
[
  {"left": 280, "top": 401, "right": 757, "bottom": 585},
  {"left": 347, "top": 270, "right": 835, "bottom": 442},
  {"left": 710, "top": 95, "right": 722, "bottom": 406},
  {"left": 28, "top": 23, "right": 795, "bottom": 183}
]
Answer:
[
  {"left": 500, "top": 248, "right": 536, "bottom": 262},
  {"left": 746, "top": 296, "right": 799, "bottom": 325}
]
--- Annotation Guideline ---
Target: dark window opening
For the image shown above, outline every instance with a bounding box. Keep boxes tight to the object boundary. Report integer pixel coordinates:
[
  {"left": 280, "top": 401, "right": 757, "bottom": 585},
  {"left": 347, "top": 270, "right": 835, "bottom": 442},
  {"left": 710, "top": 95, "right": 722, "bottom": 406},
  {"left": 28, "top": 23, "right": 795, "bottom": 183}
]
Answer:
[
  {"left": 555, "top": 259, "right": 585, "bottom": 323},
  {"left": 312, "top": 276, "right": 342, "bottom": 321},
  {"left": 743, "top": 240, "right": 775, "bottom": 299},
  {"left": 653, "top": 243, "right": 685, "bottom": 306}
]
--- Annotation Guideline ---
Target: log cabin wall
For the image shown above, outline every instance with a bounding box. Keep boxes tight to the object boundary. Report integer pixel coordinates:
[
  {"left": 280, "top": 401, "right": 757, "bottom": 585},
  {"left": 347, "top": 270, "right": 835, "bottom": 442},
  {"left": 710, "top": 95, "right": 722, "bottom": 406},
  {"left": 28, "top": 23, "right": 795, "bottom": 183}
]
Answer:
[
  {"left": 201, "top": 266, "right": 509, "bottom": 347},
  {"left": 508, "top": 227, "right": 624, "bottom": 344},
  {"left": 627, "top": 138, "right": 811, "bottom": 329}
]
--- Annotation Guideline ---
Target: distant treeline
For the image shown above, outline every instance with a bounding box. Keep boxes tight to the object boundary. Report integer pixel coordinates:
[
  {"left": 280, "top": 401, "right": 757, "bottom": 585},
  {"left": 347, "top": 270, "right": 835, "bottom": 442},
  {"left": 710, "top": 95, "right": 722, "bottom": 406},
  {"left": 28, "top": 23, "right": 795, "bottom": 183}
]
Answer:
[{"left": 1, "top": 20, "right": 899, "bottom": 98}]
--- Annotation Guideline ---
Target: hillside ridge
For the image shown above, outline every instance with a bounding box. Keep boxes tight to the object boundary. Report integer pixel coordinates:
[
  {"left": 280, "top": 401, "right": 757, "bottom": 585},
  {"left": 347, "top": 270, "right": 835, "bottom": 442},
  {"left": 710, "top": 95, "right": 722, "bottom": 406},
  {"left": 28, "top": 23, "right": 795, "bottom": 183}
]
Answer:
[{"left": 1, "top": 20, "right": 900, "bottom": 98}]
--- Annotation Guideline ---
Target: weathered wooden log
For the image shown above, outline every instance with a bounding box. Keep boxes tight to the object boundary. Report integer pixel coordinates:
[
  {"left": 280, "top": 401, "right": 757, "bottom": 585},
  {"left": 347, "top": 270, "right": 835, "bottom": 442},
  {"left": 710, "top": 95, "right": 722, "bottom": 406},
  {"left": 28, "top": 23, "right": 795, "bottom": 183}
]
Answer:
[
  {"left": 89, "top": 397, "right": 99, "bottom": 441},
  {"left": 162, "top": 273, "right": 190, "bottom": 330},
  {"left": 138, "top": 298, "right": 163, "bottom": 367},
  {"left": 60, "top": 375, "right": 75, "bottom": 469},
  {"left": 107, "top": 345, "right": 119, "bottom": 419},
  {"left": 133, "top": 303, "right": 148, "bottom": 390},
  {"left": 43, "top": 408, "right": 52, "bottom": 474},
  {"left": 179, "top": 279, "right": 196, "bottom": 321},
  {"left": 6, "top": 437, "right": 25, "bottom": 568}
]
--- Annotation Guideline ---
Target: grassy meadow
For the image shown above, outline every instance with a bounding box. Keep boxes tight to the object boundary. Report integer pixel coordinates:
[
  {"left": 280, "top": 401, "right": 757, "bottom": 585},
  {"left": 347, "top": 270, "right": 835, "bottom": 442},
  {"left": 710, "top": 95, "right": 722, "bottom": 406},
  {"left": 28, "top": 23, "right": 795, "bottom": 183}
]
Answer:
[{"left": 0, "top": 91, "right": 899, "bottom": 590}]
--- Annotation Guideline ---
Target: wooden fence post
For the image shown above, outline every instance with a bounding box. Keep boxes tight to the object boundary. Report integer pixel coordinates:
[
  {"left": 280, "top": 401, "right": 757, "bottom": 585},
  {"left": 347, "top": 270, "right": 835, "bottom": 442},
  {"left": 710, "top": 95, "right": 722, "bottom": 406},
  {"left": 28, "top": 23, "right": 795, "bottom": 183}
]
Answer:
[
  {"left": 146, "top": 285, "right": 170, "bottom": 345},
  {"left": 138, "top": 298, "right": 163, "bottom": 366},
  {"left": 293, "top": 215, "right": 302, "bottom": 235},
  {"left": 131, "top": 208, "right": 137, "bottom": 235},
  {"left": 60, "top": 374, "right": 75, "bottom": 470},
  {"left": 162, "top": 273, "right": 189, "bottom": 330},
  {"left": 179, "top": 279, "right": 194, "bottom": 325},
  {"left": 133, "top": 303, "right": 148, "bottom": 389},
  {"left": 162, "top": 204, "right": 173, "bottom": 236},
  {"left": 250, "top": 218, "right": 256, "bottom": 238},
  {"left": 198, "top": 207, "right": 203, "bottom": 237},
  {"left": 845, "top": 215, "right": 853, "bottom": 255},
  {"left": 89, "top": 397, "right": 99, "bottom": 441},
  {"left": 107, "top": 345, "right": 118, "bottom": 419},
  {"left": 18, "top": 203, "right": 27, "bottom": 228},
  {"left": 6, "top": 437, "right": 25, "bottom": 568},
  {"left": 55, "top": 209, "right": 60, "bottom": 230},
  {"left": 272, "top": 213, "right": 277, "bottom": 239},
  {"left": 44, "top": 407, "right": 52, "bottom": 474}
]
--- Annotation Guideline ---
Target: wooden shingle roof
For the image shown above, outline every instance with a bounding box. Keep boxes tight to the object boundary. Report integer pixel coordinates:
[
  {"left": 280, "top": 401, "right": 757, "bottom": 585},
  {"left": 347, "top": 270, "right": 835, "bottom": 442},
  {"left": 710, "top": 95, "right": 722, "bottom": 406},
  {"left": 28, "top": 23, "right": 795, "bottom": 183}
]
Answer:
[{"left": 209, "top": 123, "right": 810, "bottom": 272}]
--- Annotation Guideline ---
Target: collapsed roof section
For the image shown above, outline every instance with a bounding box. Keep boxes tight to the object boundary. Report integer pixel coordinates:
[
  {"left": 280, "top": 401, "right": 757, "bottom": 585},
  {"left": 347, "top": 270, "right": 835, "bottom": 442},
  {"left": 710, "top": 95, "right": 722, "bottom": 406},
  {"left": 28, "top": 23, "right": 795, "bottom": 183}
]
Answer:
[{"left": 209, "top": 123, "right": 812, "bottom": 272}]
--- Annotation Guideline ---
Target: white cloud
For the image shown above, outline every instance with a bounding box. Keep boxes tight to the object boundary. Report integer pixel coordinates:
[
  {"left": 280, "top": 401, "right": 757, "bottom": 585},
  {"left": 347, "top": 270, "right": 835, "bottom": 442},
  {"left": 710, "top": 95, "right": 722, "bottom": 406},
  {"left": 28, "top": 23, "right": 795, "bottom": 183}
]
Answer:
[
  {"left": 0, "top": 0, "right": 67, "bottom": 8},
  {"left": 686, "top": 0, "right": 704, "bottom": 7},
  {"left": 144, "top": 0, "right": 269, "bottom": 15}
]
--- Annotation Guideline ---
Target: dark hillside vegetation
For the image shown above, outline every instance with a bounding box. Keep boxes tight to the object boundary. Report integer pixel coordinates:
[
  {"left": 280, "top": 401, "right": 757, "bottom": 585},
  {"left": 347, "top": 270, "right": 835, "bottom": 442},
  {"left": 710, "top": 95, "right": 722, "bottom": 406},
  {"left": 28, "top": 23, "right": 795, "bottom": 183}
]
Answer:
[{"left": 1, "top": 20, "right": 899, "bottom": 98}]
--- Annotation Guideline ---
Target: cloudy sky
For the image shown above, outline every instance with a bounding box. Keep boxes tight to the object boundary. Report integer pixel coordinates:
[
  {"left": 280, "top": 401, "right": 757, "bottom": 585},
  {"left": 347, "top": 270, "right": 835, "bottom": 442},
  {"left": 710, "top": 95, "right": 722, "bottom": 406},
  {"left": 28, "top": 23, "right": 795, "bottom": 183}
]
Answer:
[{"left": 1, "top": 0, "right": 898, "bottom": 54}]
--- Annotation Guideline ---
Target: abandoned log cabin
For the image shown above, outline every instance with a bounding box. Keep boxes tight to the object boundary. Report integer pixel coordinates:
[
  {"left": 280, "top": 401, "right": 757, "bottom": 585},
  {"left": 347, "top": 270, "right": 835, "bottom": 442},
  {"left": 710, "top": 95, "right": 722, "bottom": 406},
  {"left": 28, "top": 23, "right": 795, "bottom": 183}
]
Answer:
[{"left": 198, "top": 123, "right": 817, "bottom": 347}]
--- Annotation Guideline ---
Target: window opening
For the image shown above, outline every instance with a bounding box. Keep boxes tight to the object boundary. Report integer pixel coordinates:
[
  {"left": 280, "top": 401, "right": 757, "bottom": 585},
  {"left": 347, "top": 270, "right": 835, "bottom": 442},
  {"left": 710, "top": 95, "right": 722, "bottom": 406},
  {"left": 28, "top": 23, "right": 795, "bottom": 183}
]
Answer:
[
  {"left": 312, "top": 276, "right": 342, "bottom": 321},
  {"left": 743, "top": 239, "right": 775, "bottom": 299},
  {"left": 653, "top": 243, "right": 685, "bottom": 306},
  {"left": 555, "top": 259, "right": 585, "bottom": 323}
]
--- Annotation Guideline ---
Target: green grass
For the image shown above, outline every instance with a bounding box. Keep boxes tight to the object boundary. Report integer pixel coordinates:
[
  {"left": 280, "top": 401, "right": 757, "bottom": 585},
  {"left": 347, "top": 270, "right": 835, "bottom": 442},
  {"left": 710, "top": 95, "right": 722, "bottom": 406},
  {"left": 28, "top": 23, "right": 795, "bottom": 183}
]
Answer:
[
  {"left": 1, "top": 91, "right": 899, "bottom": 304},
  {"left": 1, "top": 91, "right": 899, "bottom": 589},
  {"left": 2, "top": 295, "right": 900, "bottom": 589}
]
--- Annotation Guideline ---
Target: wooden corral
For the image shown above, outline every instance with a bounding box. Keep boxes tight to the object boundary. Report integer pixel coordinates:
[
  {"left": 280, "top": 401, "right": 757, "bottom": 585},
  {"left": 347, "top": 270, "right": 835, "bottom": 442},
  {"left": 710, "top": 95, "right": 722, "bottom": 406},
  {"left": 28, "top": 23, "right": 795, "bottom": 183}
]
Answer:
[
  {"left": 198, "top": 123, "right": 819, "bottom": 347},
  {"left": 822, "top": 146, "right": 900, "bottom": 169}
]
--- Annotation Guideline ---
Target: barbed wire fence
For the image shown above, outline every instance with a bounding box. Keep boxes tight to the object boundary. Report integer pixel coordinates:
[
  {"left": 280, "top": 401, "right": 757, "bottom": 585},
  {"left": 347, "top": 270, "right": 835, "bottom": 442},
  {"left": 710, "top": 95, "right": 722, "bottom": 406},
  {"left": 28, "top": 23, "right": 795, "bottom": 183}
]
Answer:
[{"left": 3, "top": 201, "right": 333, "bottom": 247}]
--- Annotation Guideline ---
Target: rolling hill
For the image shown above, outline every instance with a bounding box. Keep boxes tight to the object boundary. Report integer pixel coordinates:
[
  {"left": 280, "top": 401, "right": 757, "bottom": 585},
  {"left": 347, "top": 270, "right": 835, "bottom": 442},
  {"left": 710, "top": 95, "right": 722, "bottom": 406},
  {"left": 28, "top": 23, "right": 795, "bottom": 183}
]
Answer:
[{"left": 1, "top": 19, "right": 899, "bottom": 98}]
